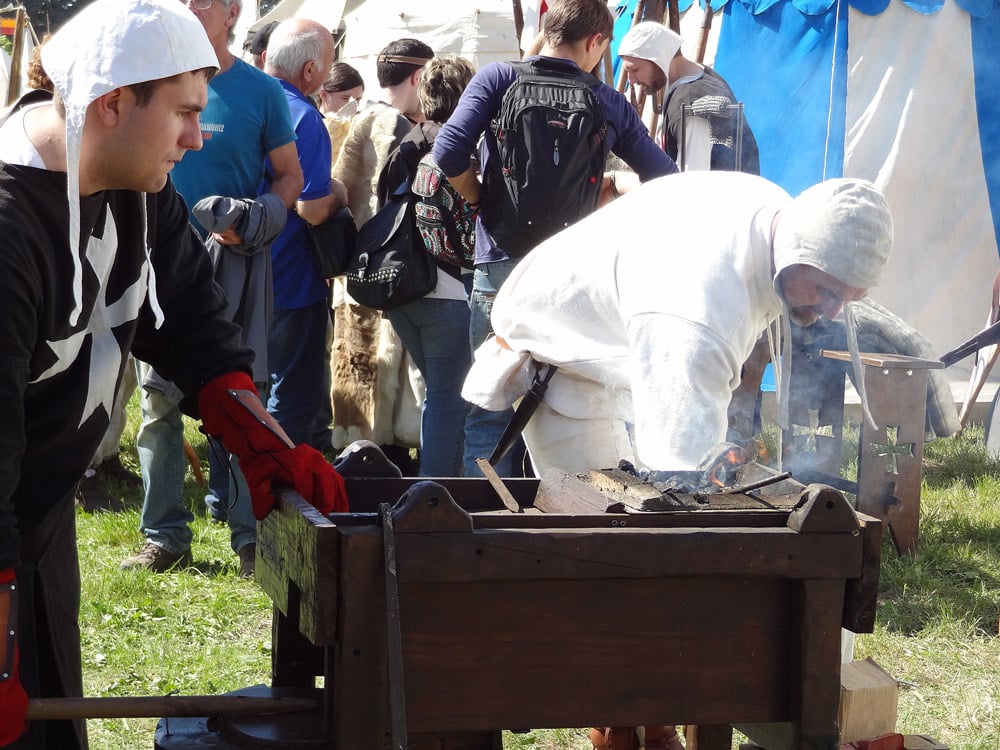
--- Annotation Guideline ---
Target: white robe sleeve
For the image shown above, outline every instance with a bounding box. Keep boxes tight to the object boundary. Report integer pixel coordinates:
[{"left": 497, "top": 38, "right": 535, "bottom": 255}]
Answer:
[{"left": 627, "top": 312, "right": 744, "bottom": 470}]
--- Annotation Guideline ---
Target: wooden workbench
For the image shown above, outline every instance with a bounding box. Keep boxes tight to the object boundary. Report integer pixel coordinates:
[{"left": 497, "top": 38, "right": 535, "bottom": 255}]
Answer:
[{"left": 253, "top": 474, "right": 881, "bottom": 750}]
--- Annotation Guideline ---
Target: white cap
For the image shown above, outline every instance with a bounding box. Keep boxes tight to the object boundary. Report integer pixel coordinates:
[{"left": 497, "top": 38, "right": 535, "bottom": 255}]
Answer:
[
  {"left": 617, "top": 21, "right": 683, "bottom": 81},
  {"left": 41, "top": 0, "right": 219, "bottom": 327}
]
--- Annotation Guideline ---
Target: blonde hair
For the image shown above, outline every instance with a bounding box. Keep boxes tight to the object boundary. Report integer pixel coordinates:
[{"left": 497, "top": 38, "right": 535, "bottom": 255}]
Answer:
[{"left": 417, "top": 54, "right": 476, "bottom": 124}]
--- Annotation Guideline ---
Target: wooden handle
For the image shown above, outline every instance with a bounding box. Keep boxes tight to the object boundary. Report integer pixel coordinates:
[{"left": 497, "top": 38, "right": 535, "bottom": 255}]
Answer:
[{"left": 26, "top": 694, "right": 319, "bottom": 720}]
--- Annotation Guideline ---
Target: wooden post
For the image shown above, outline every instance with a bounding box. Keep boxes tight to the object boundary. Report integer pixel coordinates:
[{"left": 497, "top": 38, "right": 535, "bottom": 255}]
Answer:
[
  {"left": 822, "top": 351, "right": 942, "bottom": 554},
  {"left": 696, "top": 1, "right": 715, "bottom": 64},
  {"left": 512, "top": 0, "right": 525, "bottom": 56},
  {"left": 665, "top": 0, "right": 681, "bottom": 34},
  {"left": 6, "top": 8, "right": 27, "bottom": 106}
]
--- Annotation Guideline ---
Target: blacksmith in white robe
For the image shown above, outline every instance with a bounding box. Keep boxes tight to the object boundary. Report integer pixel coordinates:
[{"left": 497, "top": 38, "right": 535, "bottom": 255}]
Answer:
[{"left": 462, "top": 171, "right": 893, "bottom": 475}]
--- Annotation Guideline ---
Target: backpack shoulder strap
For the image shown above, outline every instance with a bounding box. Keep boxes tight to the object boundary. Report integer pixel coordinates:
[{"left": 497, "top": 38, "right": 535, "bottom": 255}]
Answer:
[{"left": 514, "top": 58, "right": 603, "bottom": 89}]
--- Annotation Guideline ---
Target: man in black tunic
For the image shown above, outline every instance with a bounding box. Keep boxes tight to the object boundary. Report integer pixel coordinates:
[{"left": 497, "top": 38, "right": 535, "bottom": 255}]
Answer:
[{"left": 0, "top": 1, "right": 347, "bottom": 747}]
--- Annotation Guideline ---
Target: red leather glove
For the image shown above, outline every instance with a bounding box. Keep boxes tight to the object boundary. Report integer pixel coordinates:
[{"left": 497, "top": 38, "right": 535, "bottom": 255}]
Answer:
[
  {"left": 0, "top": 568, "right": 29, "bottom": 747},
  {"left": 198, "top": 371, "right": 349, "bottom": 519}
]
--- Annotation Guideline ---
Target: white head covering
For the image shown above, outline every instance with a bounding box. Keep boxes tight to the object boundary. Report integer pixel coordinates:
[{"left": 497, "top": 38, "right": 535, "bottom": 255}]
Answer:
[
  {"left": 772, "top": 178, "right": 893, "bottom": 291},
  {"left": 40, "top": 0, "right": 219, "bottom": 327},
  {"left": 769, "top": 178, "right": 894, "bottom": 432},
  {"left": 617, "top": 22, "right": 683, "bottom": 83}
]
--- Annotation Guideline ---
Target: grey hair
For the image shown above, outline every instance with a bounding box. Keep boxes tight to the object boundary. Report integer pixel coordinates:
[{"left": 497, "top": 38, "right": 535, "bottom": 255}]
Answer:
[
  {"left": 266, "top": 22, "right": 329, "bottom": 80},
  {"left": 222, "top": 0, "right": 242, "bottom": 46}
]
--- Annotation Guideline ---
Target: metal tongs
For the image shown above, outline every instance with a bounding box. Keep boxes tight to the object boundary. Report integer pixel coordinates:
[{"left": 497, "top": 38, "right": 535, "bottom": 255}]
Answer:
[{"left": 939, "top": 318, "right": 1000, "bottom": 367}]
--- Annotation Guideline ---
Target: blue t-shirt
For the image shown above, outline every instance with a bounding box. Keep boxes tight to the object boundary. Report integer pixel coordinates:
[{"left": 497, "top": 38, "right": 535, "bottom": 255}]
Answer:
[
  {"left": 268, "top": 79, "right": 333, "bottom": 310},
  {"left": 172, "top": 58, "right": 296, "bottom": 236}
]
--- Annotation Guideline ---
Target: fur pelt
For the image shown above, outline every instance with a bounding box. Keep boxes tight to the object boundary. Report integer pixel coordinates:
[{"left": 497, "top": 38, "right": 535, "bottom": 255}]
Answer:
[
  {"left": 323, "top": 113, "right": 353, "bottom": 171},
  {"left": 327, "top": 103, "right": 423, "bottom": 451},
  {"left": 331, "top": 103, "right": 410, "bottom": 227}
]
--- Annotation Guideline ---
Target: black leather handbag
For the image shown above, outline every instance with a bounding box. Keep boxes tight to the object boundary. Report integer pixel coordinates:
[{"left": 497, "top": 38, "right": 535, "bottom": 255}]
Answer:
[{"left": 345, "top": 181, "right": 437, "bottom": 310}]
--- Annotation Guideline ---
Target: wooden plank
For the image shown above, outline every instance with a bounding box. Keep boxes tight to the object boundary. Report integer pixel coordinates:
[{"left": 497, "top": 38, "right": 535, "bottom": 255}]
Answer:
[
  {"left": 394, "top": 577, "right": 790, "bottom": 731},
  {"left": 842, "top": 513, "right": 883, "bottom": 633},
  {"left": 820, "top": 350, "right": 944, "bottom": 369},
  {"left": 736, "top": 580, "right": 844, "bottom": 749},
  {"left": 532, "top": 468, "right": 611, "bottom": 514},
  {"left": 795, "top": 579, "right": 844, "bottom": 744},
  {"left": 856, "top": 364, "right": 928, "bottom": 554},
  {"left": 258, "top": 487, "right": 339, "bottom": 645},
  {"left": 687, "top": 724, "right": 734, "bottom": 750},
  {"left": 336, "top": 509, "right": 796, "bottom": 531},
  {"left": 474, "top": 458, "right": 522, "bottom": 513},
  {"left": 344, "top": 476, "right": 540, "bottom": 513},
  {"left": 334, "top": 530, "right": 388, "bottom": 749},
  {"left": 389, "top": 528, "right": 864, "bottom": 583}
]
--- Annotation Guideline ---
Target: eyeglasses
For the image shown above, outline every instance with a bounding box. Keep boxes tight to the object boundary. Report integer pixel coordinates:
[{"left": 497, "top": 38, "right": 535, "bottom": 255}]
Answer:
[{"left": 186, "top": 0, "right": 216, "bottom": 10}]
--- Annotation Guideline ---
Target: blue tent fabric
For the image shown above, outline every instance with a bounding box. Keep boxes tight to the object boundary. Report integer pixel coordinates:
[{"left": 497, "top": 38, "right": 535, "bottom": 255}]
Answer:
[
  {"left": 972, "top": 10, "right": 1000, "bottom": 253},
  {"left": 714, "top": 0, "right": 848, "bottom": 194}
]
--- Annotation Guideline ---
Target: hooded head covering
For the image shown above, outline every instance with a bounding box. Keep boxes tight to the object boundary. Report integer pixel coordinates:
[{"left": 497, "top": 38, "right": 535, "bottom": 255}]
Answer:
[
  {"left": 617, "top": 22, "right": 683, "bottom": 85},
  {"left": 769, "top": 178, "right": 894, "bottom": 433},
  {"left": 772, "top": 178, "right": 893, "bottom": 292},
  {"left": 40, "top": 0, "right": 219, "bottom": 327}
]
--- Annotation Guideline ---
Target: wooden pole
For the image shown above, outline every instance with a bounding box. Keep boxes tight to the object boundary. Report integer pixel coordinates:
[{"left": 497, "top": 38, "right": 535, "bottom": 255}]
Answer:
[
  {"left": 665, "top": 0, "right": 681, "bottom": 34},
  {"left": 512, "top": 0, "right": 525, "bottom": 56},
  {"left": 6, "top": 8, "right": 26, "bottom": 106},
  {"left": 26, "top": 694, "right": 320, "bottom": 721},
  {"left": 695, "top": 1, "right": 715, "bottom": 64}
]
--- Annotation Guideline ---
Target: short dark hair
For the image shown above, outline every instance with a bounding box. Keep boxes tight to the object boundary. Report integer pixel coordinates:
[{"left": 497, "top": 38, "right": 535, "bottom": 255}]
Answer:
[
  {"left": 244, "top": 20, "right": 278, "bottom": 56},
  {"left": 418, "top": 55, "right": 475, "bottom": 124},
  {"left": 376, "top": 38, "right": 434, "bottom": 88},
  {"left": 323, "top": 61, "right": 365, "bottom": 94},
  {"left": 543, "top": 0, "right": 614, "bottom": 47}
]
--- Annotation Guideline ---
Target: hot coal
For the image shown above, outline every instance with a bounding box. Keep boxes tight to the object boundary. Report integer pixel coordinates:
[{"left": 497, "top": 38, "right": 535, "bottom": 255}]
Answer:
[{"left": 618, "top": 442, "right": 752, "bottom": 495}]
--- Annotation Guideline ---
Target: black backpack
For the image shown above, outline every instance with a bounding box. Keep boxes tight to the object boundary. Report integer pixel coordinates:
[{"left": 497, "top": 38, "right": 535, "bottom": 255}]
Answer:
[{"left": 482, "top": 60, "right": 608, "bottom": 257}]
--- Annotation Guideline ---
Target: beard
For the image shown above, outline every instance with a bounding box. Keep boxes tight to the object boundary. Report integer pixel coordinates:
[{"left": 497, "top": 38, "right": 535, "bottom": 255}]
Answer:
[{"left": 786, "top": 306, "right": 821, "bottom": 326}]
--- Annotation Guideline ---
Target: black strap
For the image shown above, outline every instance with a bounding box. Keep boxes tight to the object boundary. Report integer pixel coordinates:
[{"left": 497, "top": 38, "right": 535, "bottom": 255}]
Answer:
[{"left": 488, "top": 363, "right": 558, "bottom": 466}]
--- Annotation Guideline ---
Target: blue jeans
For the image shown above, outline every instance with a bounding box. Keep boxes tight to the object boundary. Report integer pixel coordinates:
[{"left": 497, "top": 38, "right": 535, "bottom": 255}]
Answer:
[
  {"left": 388, "top": 297, "right": 471, "bottom": 476},
  {"left": 268, "top": 302, "right": 330, "bottom": 447},
  {"left": 136, "top": 361, "right": 256, "bottom": 554},
  {"left": 464, "top": 259, "right": 525, "bottom": 477}
]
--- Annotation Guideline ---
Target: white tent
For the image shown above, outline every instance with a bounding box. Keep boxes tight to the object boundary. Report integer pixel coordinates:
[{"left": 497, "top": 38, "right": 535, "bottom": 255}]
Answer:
[{"left": 256, "top": 0, "right": 523, "bottom": 90}]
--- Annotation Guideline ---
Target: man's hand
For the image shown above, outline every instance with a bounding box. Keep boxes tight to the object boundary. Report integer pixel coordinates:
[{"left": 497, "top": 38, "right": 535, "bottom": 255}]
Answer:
[
  {"left": 211, "top": 227, "right": 243, "bottom": 246},
  {"left": 198, "top": 372, "right": 349, "bottom": 518},
  {"left": 0, "top": 568, "right": 29, "bottom": 747}
]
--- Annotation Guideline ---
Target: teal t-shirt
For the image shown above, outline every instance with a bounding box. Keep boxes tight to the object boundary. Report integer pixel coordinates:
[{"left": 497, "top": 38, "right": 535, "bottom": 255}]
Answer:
[{"left": 172, "top": 58, "right": 296, "bottom": 236}]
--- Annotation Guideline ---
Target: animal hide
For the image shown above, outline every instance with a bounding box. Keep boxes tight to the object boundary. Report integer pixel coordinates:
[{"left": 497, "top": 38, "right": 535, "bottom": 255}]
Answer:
[
  {"left": 328, "top": 103, "right": 423, "bottom": 450},
  {"left": 323, "top": 113, "right": 353, "bottom": 171},
  {"left": 331, "top": 103, "right": 410, "bottom": 227}
]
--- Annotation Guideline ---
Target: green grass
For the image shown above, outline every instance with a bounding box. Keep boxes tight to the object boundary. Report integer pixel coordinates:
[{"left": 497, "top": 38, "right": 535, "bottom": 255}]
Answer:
[{"left": 77, "top": 398, "right": 1000, "bottom": 749}]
